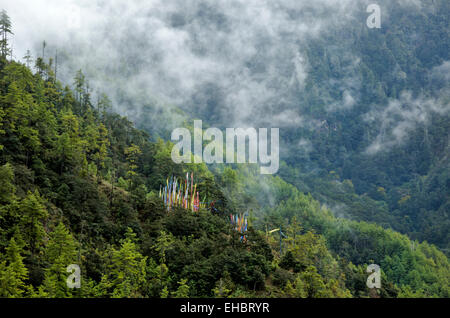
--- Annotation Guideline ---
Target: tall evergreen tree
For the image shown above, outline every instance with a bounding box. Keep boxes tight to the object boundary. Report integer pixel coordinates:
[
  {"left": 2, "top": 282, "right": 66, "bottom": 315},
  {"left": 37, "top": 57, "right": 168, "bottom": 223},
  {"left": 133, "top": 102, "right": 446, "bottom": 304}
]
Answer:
[
  {"left": 0, "top": 10, "right": 13, "bottom": 59},
  {"left": 42, "top": 222, "right": 78, "bottom": 298},
  {"left": 23, "top": 50, "right": 32, "bottom": 68},
  {"left": 0, "top": 237, "right": 30, "bottom": 297},
  {"left": 0, "top": 163, "right": 15, "bottom": 204}
]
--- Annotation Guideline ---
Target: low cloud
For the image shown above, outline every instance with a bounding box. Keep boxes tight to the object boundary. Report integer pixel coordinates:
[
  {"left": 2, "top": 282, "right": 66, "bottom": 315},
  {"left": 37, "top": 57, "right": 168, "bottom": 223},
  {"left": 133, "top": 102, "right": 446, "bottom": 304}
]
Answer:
[
  {"left": 4, "top": 0, "right": 358, "bottom": 132},
  {"left": 364, "top": 91, "right": 450, "bottom": 154}
]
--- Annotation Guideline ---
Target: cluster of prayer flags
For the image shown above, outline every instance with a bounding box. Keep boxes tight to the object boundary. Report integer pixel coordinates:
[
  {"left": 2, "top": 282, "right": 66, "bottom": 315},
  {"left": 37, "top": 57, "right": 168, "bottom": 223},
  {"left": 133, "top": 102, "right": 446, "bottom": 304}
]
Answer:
[
  {"left": 159, "top": 174, "right": 249, "bottom": 243},
  {"left": 230, "top": 213, "right": 248, "bottom": 242},
  {"left": 159, "top": 173, "right": 206, "bottom": 212}
]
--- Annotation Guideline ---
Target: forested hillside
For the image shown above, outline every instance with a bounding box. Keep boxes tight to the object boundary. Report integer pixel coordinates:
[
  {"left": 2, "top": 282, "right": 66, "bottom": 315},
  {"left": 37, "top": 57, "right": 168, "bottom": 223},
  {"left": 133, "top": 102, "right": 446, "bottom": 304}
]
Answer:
[
  {"left": 272, "top": 0, "right": 450, "bottom": 255},
  {"left": 27, "top": 0, "right": 448, "bottom": 255},
  {"left": 0, "top": 18, "right": 449, "bottom": 298}
]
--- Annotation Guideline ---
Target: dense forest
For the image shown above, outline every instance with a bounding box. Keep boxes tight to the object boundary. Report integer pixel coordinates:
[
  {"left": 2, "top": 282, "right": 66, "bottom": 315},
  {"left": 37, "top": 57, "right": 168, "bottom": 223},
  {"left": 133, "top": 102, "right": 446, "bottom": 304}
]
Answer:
[
  {"left": 51, "top": 0, "right": 448, "bottom": 256},
  {"left": 273, "top": 0, "right": 450, "bottom": 255},
  {"left": 0, "top": 5, "right": 449, "bottom": 298}
]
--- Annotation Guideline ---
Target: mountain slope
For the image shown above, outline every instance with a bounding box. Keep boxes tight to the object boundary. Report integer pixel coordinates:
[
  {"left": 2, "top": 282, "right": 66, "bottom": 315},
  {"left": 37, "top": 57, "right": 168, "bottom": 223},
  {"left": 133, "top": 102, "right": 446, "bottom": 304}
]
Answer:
[{"left": 0, "top": 53, "right": 449, "bottom": 297}]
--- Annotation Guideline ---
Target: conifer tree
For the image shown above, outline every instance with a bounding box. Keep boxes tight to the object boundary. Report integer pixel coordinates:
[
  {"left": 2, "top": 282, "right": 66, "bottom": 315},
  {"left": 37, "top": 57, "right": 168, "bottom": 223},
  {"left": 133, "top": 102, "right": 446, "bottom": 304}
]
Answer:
[
  {"left": 97, "top": 229, "right": 147, "bottom": 298},
  {"left": 97, "top": 93, "right": 112, "bottom": 117},
  {"left": 42, "top": 222, "right": 78, "bottom": 298},
  {"left": 0, "top": 10, "right": 13, "bottom": 59},
  {"left": 0, "top": 163, "right": 15, "bottom": 204},
  {"left": 0, "top": 237, "right": 30, "bottom": 297},
  {"left": 124, "top": 143, "right": 142, "bottom": 190},
  {"left": 23, "top": 50, "right": 32, "bottom": 68},
  {"left": 73, "top": 69, "right": 85, "bottom": 107},
  {"left": 172, "top": 279, "right": 190, "bottom": 298},
  {"left": 17, "top": 191, "right": 48, "bottom": 252}
]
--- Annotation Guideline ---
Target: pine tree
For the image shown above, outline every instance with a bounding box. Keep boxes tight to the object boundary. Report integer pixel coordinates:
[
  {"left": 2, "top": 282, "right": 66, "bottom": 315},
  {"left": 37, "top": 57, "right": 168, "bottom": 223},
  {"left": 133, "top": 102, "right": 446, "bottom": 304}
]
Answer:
[
  {"left": 0, "top": 106, "right": 5, "bottom": 146},
  {"left": 23, "top": 50, "right": 32, "bottom": 68},
  {"left": 124, "top": 143, "right": 142, "bottom": 190},
  {"left": 17, "top": 191, "right": 48, "bottom": 252},
  {"left": 212, "top": 271, "right": 234, "bottom": 298},
  {"left": 0, "top": 10, "right": 13, "bottom": 59},
  {"left": 299, "top": 266, "right": 328, "bottom": 298},
  {"left": 0, "top": 237, "right": 30, "bottom": 297},
  {"left": 0, "top": 163, "right": 15, "bottom": 204},
  {"left": 154, "top": 231, "right": 174, "bottom": 264},
  {"left": 97, "top": 229, "right": 147, "bottom": 298},
  {"left": 97, "top": 93, "right": 112, "bottom": 117},
  {"left": 286, "top": 216, "right": 303, "bottom": 250},
  {"left": 172, "top": 278, "right": 190, "bottom": 298},
  {"left": 42, "top": 222, "right": 78, "bottom": 298},
  {"left": 73, "top": 69, "right": 85, "bottom": 107},
  {"left": 284, "top": 275, "right": 307, "bottom": 298}
]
